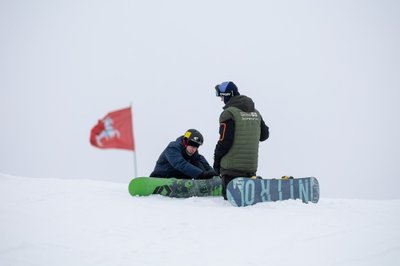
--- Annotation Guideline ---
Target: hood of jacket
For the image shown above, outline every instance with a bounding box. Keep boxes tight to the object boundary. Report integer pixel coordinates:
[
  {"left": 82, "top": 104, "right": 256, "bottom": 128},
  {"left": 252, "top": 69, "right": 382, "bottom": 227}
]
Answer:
[{"left": 223, "top": 95, "right": 255, "bottom": 112}]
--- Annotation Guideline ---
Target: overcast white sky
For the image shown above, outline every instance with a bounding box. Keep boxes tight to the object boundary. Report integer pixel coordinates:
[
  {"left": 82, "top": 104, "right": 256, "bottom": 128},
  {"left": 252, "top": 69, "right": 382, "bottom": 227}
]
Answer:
[{"left": 1, "top": 0, "right": 399, "bottom": 199}]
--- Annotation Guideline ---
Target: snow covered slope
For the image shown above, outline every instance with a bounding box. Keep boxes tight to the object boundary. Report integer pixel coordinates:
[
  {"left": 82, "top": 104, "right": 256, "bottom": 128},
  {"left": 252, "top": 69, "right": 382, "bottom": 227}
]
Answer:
[{"left": 1, "top": 174, "right": 399, "bottom": 266}]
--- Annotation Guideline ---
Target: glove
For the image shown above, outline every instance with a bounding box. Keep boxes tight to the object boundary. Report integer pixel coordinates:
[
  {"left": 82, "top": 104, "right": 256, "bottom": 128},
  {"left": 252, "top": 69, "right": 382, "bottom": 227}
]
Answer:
[
  {"left": 197, "top": 169, "right": 218, "bottom": 179},
  {"left": 213, "top": 162, "right": 220, "bottom": 175}
]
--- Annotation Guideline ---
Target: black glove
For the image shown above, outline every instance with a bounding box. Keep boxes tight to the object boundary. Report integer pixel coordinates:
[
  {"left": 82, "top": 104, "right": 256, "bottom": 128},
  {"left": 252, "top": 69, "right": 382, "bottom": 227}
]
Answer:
[
  {"left": 197, "top": 169, "right": 218, "bottom": 179},
  {"left": 213, "top": 162, "right": 220, "bottom": 175}
]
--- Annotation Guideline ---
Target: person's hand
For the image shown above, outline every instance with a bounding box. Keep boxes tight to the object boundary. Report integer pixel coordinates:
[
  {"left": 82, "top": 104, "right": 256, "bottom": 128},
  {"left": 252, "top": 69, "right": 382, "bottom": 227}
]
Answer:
[
  {"left": 197, "top": 169, "right": 217, "bottom": 179},
  {"left": 213, "top": 162, "right": 220, "bottom": 175}
]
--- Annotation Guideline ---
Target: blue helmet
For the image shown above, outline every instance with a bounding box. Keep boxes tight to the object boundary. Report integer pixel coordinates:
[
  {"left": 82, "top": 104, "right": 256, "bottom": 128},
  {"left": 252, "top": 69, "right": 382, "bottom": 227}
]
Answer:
[{"left": 215, "top": 81, "right": 240, "bottom": 103}]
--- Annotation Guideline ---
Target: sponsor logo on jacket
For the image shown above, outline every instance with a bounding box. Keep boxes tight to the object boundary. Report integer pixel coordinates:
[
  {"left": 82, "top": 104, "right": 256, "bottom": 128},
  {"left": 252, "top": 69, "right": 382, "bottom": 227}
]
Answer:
[{"left": 240, "top": 112, "right": 259, "bottom": 121}]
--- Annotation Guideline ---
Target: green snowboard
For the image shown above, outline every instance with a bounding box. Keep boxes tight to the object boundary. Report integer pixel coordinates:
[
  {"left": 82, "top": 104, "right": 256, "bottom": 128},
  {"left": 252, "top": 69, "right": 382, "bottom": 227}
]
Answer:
[{"left": 128, "top": 176, "right": 222, "bottom": 198}]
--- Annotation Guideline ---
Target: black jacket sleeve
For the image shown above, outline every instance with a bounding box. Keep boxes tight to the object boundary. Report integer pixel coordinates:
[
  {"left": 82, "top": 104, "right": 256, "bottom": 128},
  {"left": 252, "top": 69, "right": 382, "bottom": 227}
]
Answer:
[
  {"left": 213, "top": 119, "right": 235, "bottom": 173},
  {"left": 260, "top": 117, "right": 269, "bottom": 141}
]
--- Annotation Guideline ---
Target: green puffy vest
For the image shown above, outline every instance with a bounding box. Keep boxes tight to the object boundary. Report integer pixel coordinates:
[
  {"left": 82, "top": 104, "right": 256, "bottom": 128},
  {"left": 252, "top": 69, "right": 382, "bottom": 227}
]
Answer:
[{"left": 220, "top": 106, "right": 261, "bottom": 175}]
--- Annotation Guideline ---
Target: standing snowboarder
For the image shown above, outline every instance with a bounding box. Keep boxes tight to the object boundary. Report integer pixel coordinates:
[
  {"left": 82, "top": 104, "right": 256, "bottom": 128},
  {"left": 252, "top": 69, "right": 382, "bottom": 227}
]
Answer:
[{"left": 213, "top": 81, "right": 269, "bottom": 199}]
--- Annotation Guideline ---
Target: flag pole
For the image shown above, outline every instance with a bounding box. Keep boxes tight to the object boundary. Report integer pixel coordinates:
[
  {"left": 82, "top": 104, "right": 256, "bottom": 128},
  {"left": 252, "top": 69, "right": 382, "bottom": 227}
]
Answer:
[
  {"left": 133, "top": 151, "right": 138, "bottom": 177},
  {"left": 130, "top": 102, "right": 138, "bottom": 177}
]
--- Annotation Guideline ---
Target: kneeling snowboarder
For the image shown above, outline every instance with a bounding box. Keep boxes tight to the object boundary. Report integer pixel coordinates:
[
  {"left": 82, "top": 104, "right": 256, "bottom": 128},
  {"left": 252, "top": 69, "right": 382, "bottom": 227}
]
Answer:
[{"left": 150, "top": 129, "right": 217, "bottom": 179}]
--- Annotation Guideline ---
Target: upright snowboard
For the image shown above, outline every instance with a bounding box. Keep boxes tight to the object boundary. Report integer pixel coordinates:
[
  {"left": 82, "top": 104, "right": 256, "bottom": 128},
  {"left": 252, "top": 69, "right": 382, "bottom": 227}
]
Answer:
[
  {"left": 227, "top": 177, "right": 319, "bottom": 207},
  {"left": 129, "top": 176, "right": 222, "bottom": 198}
]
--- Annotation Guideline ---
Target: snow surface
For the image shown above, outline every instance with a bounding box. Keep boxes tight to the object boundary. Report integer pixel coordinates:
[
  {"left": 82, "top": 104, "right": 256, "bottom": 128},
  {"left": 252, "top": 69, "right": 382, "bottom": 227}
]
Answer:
[{"left": 1, "top": 173, "right": 399, "bottom": 266}]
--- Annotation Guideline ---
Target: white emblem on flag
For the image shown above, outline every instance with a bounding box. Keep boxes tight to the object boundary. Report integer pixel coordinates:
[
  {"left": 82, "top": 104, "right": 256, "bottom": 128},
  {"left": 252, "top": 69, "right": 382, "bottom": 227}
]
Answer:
[{"left": 96, "top": 116, "right": 121, "bottom": 146}]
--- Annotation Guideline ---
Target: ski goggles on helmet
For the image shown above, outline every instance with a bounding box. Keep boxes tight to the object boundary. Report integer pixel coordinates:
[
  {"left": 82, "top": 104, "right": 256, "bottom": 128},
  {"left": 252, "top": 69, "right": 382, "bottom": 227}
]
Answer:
[
  {"left": 215, "top": 82, "right": 234, "bottom": 97},
  {"left": 184, "top": 130, "right": 203, "bottom": 147},
  {"left": 187, "top": 140, "right": 201, "bottom": 148}
]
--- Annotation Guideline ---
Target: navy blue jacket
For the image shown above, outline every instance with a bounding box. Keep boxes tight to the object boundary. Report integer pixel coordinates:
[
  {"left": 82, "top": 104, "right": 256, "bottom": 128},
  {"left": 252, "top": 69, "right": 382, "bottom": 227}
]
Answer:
[{"left": 150, "top": 136, "right": 213, "bottom": 179}]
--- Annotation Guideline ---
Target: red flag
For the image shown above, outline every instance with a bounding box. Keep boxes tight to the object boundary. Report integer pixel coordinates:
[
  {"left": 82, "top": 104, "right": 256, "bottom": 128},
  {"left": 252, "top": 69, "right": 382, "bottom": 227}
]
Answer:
[{"left": 90, "top": 107, "right": 135, "bottom": 151}]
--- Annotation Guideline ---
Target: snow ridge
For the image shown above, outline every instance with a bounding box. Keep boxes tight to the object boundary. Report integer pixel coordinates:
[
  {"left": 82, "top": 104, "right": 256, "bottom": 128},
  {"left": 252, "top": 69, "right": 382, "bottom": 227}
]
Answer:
[{"left": 1, "top": 174, "right": 399, "bottom": 266}]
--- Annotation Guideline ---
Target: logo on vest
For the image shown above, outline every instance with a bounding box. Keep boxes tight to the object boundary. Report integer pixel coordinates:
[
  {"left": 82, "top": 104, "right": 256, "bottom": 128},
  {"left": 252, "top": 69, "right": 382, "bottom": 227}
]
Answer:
[{"left": 240, "top": 112, "right": 259, "bottom": 121}]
